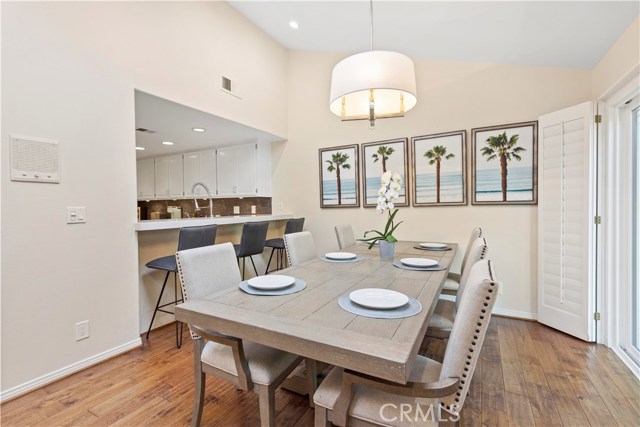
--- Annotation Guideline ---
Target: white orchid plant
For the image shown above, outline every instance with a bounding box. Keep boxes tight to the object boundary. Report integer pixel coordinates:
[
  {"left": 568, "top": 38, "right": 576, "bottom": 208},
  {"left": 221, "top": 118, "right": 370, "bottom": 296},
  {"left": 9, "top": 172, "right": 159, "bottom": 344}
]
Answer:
[{"left": 362, "top": 171, "right": 404, "bottom": 249}]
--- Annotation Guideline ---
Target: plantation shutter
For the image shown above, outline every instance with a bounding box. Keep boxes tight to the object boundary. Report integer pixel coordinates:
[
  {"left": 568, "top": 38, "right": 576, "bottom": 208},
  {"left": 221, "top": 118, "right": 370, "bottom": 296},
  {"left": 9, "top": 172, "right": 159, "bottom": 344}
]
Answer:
[{"left": 538, "top": 101, "right": 597, "bottom": 342}]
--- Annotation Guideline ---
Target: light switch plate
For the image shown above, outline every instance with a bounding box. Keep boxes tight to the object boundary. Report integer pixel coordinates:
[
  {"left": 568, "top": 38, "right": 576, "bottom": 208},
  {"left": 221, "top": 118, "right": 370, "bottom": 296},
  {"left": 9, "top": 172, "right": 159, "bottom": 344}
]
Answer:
[{"left": 67, "top": 207, "right": 87, "bottom": 224}]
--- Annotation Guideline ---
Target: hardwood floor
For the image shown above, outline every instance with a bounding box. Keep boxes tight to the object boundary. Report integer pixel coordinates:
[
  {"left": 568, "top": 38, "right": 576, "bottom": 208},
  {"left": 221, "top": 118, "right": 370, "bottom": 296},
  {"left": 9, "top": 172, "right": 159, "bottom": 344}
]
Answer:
[{"left": 2, "top": 318, "right": 639, "bottom": 426}]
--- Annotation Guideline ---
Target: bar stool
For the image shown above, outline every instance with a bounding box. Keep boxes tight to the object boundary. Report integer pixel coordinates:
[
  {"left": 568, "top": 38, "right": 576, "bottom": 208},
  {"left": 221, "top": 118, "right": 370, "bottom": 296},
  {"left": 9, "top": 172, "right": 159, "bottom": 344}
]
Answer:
[
  {"left": 264, "top": 218, "right": 305, "bottom": 274},
  {"left": 234, "top": 221, "right": 269, "bottom": 280},
  {"left": 145, "top": 224, "right": 217, "bottom": 348}
]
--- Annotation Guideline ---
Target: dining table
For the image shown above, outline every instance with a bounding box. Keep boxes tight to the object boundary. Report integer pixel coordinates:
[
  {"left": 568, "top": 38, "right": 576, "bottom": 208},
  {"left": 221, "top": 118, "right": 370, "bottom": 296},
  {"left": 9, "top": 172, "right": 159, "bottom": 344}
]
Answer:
[{"left": 174, "top": 240, "right": 457, "bottom": 385}]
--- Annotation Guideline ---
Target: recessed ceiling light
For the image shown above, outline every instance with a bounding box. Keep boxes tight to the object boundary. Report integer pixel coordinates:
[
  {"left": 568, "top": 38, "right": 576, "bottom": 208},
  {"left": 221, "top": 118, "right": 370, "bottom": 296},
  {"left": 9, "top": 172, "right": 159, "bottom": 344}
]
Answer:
[
  {"left": 289, "top": 21, "right": 299, "bottom": 29},
  {"left": 192, "top": 127, "right": 206, "bottom": 133},
  {"left": 135, "top": 146, "right": 145, "bottom": 150},
  {"left": 162, "top": 141, "right": 174, "bottom": 145}
]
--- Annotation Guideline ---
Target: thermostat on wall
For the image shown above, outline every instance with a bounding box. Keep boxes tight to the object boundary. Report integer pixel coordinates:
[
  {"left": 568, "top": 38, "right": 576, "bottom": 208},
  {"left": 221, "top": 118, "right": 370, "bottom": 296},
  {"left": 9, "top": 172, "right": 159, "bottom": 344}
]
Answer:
[{"left": 10, "top": 134, "right": 60, "bottom": 183}]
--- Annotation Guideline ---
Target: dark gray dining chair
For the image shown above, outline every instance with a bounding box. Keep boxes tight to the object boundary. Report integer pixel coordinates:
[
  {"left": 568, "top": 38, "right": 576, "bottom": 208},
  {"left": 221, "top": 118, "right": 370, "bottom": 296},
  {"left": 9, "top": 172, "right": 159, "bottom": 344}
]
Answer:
[
  {"left": 234, "top": 221, "right": 269, "bottom": 280},
  {"left": 145, "top": 224, "right": 217, "bottom": 348},
  {"left": 264, "top": 218, "right": 305, "bottom": 274}
]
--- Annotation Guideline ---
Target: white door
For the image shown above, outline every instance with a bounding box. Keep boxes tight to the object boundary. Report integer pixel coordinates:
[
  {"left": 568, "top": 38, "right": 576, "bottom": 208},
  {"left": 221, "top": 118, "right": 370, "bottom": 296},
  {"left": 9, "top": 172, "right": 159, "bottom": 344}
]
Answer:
[
  {"left": 154, "top": 156, "right": 171, "bottom": 198},
  {"left": 136, "top": 158, "right": 155, "bottom": 199},
  {"left": 538, "top": 101, "right": 597, "bottom": 342},
  {"left": 183, "top": 152, "right": 200, "bottom": 197},
  {"left": 198, "top": 149, "right": 217, "bottom": 196},
  {"left": 167, "top": 154, "right": 184, "bottom": 197}
]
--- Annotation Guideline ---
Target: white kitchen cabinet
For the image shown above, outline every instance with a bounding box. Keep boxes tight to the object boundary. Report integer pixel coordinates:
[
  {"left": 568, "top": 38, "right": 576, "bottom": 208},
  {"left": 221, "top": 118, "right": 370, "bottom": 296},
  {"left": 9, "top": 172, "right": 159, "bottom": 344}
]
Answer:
[
  {"left": 136, "top": 158, "right": 155, "bottom": 199},
  {"left": 154, "top": 154, "right": 184, "bottom": 198},
  {"left": 216, "top": 142, "right": 271, "bottom": 197},
  {"left": 183, "top": 149, "right": 217, "bottom": 197}
]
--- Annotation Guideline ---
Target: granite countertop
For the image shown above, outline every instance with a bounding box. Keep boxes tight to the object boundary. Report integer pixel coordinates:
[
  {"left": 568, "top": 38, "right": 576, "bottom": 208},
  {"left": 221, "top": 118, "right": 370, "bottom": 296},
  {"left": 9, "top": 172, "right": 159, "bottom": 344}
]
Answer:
[{"left": 135, "top": 213, "right": 295, "bottom": 231}]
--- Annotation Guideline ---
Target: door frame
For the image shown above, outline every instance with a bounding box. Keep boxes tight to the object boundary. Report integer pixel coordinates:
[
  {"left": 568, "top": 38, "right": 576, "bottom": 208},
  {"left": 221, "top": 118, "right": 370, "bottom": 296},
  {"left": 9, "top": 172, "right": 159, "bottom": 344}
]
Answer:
[{"left": 600, "top": 68, "right": 640, "bottom": 377}]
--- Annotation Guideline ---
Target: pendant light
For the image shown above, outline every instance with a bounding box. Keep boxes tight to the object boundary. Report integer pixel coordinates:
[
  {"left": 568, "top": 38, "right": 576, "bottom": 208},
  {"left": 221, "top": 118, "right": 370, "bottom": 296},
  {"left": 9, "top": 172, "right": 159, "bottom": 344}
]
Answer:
[{"left": 329, "top": 0, "right": 417, "bottom": 129}]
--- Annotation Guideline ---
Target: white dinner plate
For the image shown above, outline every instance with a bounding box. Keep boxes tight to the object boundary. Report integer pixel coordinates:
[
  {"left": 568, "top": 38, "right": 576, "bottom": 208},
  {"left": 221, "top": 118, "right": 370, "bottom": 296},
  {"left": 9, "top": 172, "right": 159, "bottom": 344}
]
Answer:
[
  {"left": 325, "top": 252, "right": 357, "bottom": 260},
  {"left": 247, "top": 275, "right": 296, "bottom": 290},
  {"left": 419, "top": 242, "right": 447, "bottom": 249},
  {"left": 349, "top": 288, "right": 409, "bottom": 310},
  {"left": 400, "top": 258, "right": 438, "bottom": 268}
]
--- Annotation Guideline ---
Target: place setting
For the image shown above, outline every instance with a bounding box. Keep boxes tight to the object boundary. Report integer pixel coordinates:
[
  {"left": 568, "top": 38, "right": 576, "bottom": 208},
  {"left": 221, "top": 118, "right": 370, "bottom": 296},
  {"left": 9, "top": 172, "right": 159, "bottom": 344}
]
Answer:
[
  {"left": 239, "top": 274, "right": 306, "bottom": 296},
  {"left": 320, "top": 251, "right": 364, "bottom": 263},
  {"left": 413, "top": 242, "right": 452, "bottom": 251},
  {"left": 393, "top": 257, "right": 447, "bottom": 271},
  {"left": 338, "top": 288, "right": 422, "bottom": 319}
]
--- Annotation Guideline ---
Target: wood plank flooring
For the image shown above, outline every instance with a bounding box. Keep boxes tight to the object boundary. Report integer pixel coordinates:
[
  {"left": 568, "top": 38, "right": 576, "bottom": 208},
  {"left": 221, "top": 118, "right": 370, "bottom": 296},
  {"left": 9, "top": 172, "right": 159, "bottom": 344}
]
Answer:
[{"left": 2, "top": 317, "right": 638, "bottom": 426}]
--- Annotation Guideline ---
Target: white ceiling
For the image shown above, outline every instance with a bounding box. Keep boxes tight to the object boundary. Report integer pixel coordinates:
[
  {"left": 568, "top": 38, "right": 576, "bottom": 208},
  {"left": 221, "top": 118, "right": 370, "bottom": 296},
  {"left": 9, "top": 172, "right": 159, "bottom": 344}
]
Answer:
[
  {"left": 229, "top": 1, "right": 639, "bottom": 69},
  {"left": 134, "top": 91, "right": 281, "bottom": 159}
]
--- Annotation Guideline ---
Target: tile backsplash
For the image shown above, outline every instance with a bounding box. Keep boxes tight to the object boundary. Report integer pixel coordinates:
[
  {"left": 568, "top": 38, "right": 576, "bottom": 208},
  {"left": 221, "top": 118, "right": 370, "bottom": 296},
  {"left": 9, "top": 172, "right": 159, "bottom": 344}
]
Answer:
[{"left": 138, "top": 197, "right": 272, "bottom": 220}]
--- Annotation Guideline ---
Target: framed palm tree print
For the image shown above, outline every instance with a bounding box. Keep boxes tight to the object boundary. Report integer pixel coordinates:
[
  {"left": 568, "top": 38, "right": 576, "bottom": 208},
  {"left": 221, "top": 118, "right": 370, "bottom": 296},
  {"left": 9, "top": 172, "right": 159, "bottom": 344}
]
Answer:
[
  {"left": 471, "top": 121, "right": 538, "bottom": 205},
  {"left": 411, "top": 131, "right": 467, "bottom": 206},
  {"left": 319, "top": 144, "right": 360, "bottom": 208},
  {"left": 361, "top": 138, "right": 409, "bottom": 208}
]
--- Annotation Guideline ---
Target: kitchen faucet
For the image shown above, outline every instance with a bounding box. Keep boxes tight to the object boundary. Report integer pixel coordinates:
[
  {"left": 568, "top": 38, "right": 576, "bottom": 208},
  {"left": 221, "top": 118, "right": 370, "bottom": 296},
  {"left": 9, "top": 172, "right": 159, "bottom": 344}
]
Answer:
[{"left": 192, "top": 182, "right": 214, "bottom": 217}]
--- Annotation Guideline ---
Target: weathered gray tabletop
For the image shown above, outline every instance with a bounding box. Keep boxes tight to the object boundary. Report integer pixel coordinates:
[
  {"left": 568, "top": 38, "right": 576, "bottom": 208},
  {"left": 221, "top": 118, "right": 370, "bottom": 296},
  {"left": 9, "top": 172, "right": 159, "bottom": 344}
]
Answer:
[{"left": 175, "top": 241, "right": 457, "bottom": 384}]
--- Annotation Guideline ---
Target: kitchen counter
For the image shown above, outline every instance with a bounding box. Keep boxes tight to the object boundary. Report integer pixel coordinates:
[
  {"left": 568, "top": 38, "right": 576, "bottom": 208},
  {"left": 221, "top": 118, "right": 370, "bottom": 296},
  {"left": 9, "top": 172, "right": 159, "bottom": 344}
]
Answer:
[{"left": 135, "top": 213, "right": 295, "bottom": 231}]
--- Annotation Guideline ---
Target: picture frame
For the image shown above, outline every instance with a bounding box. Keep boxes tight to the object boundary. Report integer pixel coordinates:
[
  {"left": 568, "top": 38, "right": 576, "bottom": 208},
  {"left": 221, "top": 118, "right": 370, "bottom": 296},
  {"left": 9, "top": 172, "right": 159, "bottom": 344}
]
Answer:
[
  {"left": 471, "top": 121, "right": 538, "bottom": 205},
  {"left": 411, "top": 131, "right": 467, "bottom": 206},
  {"left": 361, "top": 138, "right": 410, "bottom": 208},
  {"left": 318, "top": 144, "right": 360, "bottom": 208}
]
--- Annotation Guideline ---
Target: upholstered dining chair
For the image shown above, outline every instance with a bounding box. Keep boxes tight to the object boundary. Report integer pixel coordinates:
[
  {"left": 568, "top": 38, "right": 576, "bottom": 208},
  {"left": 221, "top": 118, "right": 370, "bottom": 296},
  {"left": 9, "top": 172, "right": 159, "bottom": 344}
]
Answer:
[
  {"left": 284, "top": 231, "right": 317, "bottom": 266},
  {"left": 427, "top": 237, "right": 489, "bottom": 340},
  {"left": 334, "top": 224, "right": 356, "bottom": 250},
  {"left": 176, "top": 242, "right": 304, "bottom": 427},
  {"left": 442, "top": 227, "right": 483, "bottom": 296},
  {"left": 313, "top": 259, "right": 499, "bottom": 427}
]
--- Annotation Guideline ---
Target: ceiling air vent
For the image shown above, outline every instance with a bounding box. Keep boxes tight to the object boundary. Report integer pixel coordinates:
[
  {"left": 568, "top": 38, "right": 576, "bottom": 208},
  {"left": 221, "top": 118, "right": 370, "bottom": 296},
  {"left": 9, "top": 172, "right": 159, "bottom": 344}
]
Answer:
[{"left": 135, "top": 127, "right": 156, "bottom": 133}]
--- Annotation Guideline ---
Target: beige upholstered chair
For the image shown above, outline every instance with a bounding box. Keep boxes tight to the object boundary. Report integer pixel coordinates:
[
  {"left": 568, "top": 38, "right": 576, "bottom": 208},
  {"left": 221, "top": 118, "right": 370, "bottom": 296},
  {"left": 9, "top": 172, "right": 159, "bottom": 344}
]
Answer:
[
  {"left": 176, "top": 242, "right": 304, "bottom": 427},
  {"left": 442, "top": 227, "right": 483, "bottom": 295},
  {"left": 314, "top": 259, "right": 499, "bottom": 427},
  {"left": 427, "top": 237, "right": 489, "bottom": 339},
  {"left": 334, "top": 224, "right": 356, "bottom": 250},
  {"left": 284, "top": 231, "right": 317, "bottom": 266}
]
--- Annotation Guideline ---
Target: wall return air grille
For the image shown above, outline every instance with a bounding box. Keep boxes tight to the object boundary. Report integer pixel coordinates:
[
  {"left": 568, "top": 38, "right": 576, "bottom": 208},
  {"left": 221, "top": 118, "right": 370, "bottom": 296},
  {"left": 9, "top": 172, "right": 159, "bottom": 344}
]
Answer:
[{"left": 10, "top": 134, "right": 60, "bottom": 183}]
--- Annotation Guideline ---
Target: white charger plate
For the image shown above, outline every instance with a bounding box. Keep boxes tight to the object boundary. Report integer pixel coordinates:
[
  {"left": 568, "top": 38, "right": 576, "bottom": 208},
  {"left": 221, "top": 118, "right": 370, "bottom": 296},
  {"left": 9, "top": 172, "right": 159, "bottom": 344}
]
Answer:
[
  {"left": 400, "top": 258, "right": 438, "bottom": 268},
  {"left": 325, "top": 252, "right": 357, "bottom": 260},
  {"left": 419, "top": 242, "right": 447, "bottom": 249},
  {"left": 247, "top": 275, "right": 296, "bottom": 290},
  {"left": 349, "top": 288, "right": 409, "bottom": 310}
]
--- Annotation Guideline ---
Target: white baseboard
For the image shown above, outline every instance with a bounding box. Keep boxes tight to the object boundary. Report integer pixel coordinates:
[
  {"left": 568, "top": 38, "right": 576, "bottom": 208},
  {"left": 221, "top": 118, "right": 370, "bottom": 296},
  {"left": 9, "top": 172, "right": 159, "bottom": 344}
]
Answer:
[
  {"left": 611, "top": 346, "right": 640, "bottom": 380},
  {"left": 0, "top": 337, "right": 142, "bottom": 403},
  {"left": 492, "top": 307, "right": 538, "bottom": 320}
]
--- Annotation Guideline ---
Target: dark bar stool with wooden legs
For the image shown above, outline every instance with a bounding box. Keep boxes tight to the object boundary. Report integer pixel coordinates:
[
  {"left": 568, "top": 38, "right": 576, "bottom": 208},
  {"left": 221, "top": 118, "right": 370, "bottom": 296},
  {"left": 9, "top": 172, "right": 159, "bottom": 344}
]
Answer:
[
  {"left": 264, "top": 218, "right": 305, "bottom": 274},
  {"left": 145, "top": 224, "right": 217, "bottom": 348},
  {"left": 234, "top": 221, "right": 269, "bottom": 280}
]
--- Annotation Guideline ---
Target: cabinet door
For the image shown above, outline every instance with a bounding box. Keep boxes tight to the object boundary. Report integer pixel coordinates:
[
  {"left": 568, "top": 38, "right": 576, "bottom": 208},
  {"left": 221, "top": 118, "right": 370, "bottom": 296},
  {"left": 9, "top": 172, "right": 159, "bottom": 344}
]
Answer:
[
  {"left": 183, "top": 152, "right": 200, "bottom": 197},
  {"left": 136, "top": 158, "right": 155, "bottom": 199},
  {"left": 154, "top": 157, "right": 170, "bottom": 198},
  {"left": 255, "top": 143, "right": 272, "bottom": 196},
  {"left": 216, "top": 145, "right": 237, "bottom": 196},
  {"left": 167, "top": 154, "right": 184, "bottom": 197},
  {"left": 198, "top": 149, "right": 217, "bottom": 196},
  {"left": 236, "top": 143, "right": 256, "bottom": 195}
]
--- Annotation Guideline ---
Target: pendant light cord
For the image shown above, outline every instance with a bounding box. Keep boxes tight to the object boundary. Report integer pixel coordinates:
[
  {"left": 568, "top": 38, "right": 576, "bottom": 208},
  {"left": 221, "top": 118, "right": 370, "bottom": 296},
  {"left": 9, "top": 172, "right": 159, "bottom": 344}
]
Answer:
[{"left": 369, "top": 0, "right": 374, "bottom": 51}]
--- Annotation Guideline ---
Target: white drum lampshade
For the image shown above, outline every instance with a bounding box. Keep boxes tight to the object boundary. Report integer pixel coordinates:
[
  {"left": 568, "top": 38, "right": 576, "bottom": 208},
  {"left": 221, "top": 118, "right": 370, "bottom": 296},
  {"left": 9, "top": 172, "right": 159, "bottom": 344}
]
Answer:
[{"left": 329, "top": 50, "right": 417, "bottom": 127}]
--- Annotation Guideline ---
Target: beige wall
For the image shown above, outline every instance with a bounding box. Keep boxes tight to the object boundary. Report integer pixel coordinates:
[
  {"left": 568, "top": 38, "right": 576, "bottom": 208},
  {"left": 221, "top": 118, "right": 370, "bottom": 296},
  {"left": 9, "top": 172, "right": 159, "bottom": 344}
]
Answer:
[
  {"left": 592, "top": 17, "right": 640, "bottom": 99},
  {"left": 272, "top": 52, "right": 592, "bottom": 319},
  {"left": 1, "top": 2, "right": 287, "bottom": 396}
]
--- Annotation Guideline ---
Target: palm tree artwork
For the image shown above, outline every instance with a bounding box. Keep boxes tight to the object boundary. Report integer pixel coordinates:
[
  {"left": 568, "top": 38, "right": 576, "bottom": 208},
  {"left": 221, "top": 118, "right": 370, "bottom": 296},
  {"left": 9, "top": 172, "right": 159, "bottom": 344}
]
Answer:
[
  {"left": 424, "top": 145, "right": 454, "bottom": 203},
  {"left": 371, "top": 145, "right": 395, "bottom": 173},
  {"left": 480, "top": 131, "right": 526, "bottom": 201},
  {"left": 326, "top": 152, "right": 351, "bottom": 205}
]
